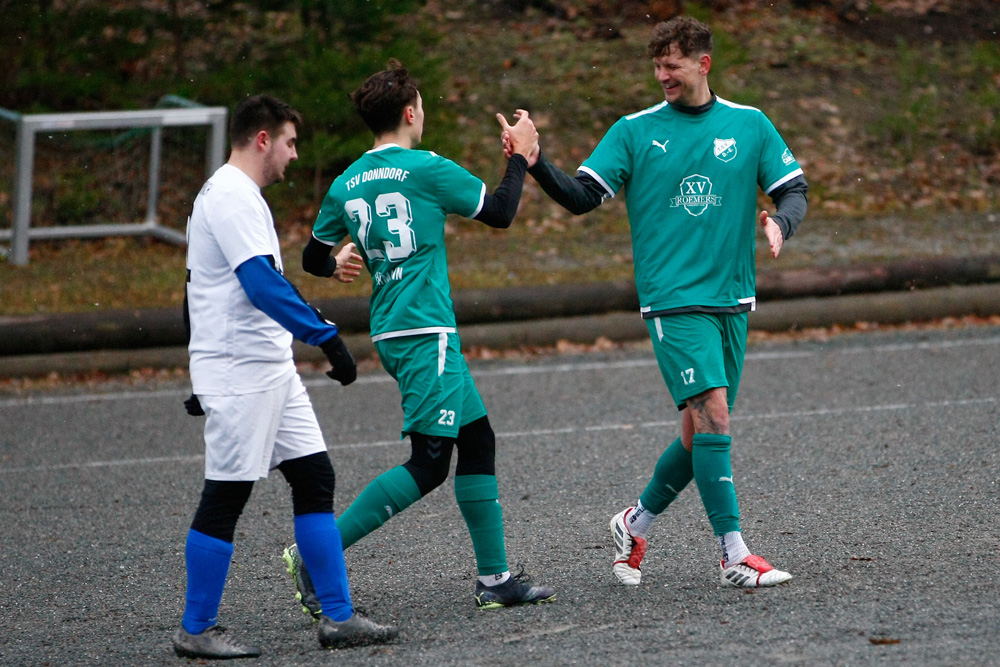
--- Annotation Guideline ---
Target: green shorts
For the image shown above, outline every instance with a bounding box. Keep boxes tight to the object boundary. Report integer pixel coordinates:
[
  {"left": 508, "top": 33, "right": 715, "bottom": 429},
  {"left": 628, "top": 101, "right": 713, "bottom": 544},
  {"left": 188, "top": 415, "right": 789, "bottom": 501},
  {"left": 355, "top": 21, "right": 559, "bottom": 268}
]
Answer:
[
  {"left": 644, "top": 311, "right": 748, "bottom": 411},
  {"left": 375, "top": 331, "right": 487, "bottom": 439}
]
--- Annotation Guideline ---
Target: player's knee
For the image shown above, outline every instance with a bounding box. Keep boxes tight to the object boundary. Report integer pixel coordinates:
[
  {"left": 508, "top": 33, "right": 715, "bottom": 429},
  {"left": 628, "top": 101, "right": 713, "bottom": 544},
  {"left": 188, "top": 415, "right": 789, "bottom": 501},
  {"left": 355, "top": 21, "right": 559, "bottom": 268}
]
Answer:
[
  {"left": 276, "top": 452, "right": 335, "bottom": 515},
  {"left": 686, "top": 387, "right": 730, "bottom": 434},
  {"left": 404, "top": 433, "right": 455, "bottom": 496},
  {"left": 190, "top": 479, "right": 255, "bottom": 542},
  {"left": 455, "top": 416, "right": 496, "bottom": 476}
]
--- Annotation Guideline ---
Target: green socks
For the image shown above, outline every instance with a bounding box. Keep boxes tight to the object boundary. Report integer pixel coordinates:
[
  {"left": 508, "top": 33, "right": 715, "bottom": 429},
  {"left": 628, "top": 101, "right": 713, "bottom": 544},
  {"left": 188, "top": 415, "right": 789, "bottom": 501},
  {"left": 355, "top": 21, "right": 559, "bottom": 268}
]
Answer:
[
  {"left": 335, "top": 469, "right": 509, "bottom": 576},
  {"left": 336, "top": 466, "right": 421, "bottom": 549},
  {"left": 455, "top": 474, "right": 508, "bottom": 576},
  {"left": 639, "top": 437, "right": 694, "bottom": 514},
  {"left": 691, "top": 433, "right": 741, "bottom": 535}
]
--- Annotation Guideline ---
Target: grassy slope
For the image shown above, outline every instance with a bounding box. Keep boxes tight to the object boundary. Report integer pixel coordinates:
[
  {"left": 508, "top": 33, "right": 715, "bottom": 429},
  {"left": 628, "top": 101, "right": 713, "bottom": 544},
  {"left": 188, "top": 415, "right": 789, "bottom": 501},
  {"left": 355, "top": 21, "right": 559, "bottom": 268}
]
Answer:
[{"left": 1, "top": 1, "right": 998, "bottom": 315}]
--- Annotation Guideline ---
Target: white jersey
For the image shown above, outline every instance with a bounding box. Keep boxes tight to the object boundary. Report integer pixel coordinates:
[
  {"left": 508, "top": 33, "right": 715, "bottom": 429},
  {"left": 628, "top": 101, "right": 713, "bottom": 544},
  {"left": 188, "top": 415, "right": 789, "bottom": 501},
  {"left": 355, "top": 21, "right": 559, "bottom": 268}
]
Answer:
[{"left": 186, "top": 164, "right": 295, "bottom": 395}]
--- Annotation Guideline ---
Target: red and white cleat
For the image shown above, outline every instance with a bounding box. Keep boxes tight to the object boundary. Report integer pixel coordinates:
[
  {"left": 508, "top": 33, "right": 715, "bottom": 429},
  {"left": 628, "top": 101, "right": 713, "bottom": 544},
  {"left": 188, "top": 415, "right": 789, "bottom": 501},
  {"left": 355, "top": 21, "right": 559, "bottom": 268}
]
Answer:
[
  {"left": 610, "top": 507, "right": 646, "bottom": 586},
  {"left": 720, "top": 554, "right": 792, "bottom": 588}
]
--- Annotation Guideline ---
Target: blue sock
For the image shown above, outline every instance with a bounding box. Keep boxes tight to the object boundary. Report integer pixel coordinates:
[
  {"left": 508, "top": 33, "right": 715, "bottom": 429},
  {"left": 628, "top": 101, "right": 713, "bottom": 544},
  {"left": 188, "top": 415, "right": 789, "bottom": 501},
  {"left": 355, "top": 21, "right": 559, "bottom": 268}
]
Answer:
[
  {"left": 182, "top": 529, "right": 234, "bottom": 635},
  {"left": 294, "top": 513, "right": 353, "bottom": 622}
]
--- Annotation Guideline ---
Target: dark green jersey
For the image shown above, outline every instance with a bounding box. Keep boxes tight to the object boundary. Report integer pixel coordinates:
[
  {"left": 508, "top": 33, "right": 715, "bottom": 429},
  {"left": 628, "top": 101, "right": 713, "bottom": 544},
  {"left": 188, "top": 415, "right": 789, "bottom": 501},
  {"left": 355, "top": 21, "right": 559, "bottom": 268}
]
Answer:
[
  {"left": 313, "top": 144, "right": 485, "bottom": 340},
  {"left": 581, "top": 97, "right": 803, "bottom": 315}
]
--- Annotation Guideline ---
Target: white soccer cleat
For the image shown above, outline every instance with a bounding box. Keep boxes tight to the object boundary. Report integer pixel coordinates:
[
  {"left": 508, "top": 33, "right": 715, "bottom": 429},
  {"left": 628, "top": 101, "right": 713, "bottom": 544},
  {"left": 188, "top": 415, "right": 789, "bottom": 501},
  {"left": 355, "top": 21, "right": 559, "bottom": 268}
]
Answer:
[
  {"left": 719, "top": 554, "right": 792, "bottom": 588},
  {"left": 610, "top": 507, "right": 646, "bottom": 586}
]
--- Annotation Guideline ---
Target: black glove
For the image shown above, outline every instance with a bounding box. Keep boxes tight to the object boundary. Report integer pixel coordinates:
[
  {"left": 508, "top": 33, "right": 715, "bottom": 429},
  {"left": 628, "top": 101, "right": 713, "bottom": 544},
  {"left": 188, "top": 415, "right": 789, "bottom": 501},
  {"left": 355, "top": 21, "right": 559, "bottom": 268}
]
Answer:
[
  {"left": 184, "top": 393, "right": 205, "bottom": 416},
  {"left": 320, "top": 334, "right": 357, "bottom": 386}
]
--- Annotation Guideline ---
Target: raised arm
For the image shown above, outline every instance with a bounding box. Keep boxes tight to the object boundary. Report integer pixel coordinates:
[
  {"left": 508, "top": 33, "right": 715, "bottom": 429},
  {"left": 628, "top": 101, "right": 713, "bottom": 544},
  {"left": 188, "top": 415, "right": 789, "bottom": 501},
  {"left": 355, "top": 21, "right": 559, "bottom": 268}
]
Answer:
[
  {"left": 473, "top": 109, "right": 538, "bottom": 229},
  {"left": 528, "top": 150, "right": 607, "bottom": 216}
]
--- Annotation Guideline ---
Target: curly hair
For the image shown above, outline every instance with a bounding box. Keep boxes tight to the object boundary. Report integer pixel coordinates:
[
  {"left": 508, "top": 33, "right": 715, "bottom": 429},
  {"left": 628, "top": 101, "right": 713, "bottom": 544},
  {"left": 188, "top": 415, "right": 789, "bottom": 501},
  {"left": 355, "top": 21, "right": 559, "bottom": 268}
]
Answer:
[
  {"left": 351, "top": 59, "right": 421, "bottom": 136},
  {"left": 646, "top": 16, "right": 713, "bottom": 60}
]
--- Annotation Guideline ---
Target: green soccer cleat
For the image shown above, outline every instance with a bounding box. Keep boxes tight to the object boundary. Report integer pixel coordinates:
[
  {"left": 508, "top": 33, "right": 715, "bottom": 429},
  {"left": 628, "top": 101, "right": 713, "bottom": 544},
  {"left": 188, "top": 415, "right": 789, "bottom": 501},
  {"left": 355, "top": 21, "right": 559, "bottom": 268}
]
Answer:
[{"left": 282, "top": 544, "right": 322, "bottom": 621}]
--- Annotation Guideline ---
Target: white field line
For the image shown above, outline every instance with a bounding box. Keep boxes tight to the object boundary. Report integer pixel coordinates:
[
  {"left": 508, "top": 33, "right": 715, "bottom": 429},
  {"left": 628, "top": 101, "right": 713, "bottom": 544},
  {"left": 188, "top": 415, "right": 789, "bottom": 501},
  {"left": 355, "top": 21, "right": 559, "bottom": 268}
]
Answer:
[
  {"left": 2, "top": 335, "right": 998, "bottom": 410},
  {"left": 0, "top": 396, "right": 994, "bottom": 475}
]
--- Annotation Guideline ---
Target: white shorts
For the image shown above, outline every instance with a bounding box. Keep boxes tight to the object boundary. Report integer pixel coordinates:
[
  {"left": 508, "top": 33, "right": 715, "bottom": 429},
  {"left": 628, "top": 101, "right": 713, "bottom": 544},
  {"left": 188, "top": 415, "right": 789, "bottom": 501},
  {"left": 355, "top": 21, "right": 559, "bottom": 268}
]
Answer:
[{"left": 200, "top": 374, "right": 327, "bottom": 481}]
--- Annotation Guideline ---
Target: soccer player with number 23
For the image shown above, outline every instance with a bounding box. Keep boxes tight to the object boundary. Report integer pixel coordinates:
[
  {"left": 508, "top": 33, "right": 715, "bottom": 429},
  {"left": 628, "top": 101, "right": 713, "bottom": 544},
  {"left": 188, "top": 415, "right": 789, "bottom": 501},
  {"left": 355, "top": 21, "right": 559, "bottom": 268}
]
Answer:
[{"left": 282, "top": 59, "right": 556, "bottom": 616}]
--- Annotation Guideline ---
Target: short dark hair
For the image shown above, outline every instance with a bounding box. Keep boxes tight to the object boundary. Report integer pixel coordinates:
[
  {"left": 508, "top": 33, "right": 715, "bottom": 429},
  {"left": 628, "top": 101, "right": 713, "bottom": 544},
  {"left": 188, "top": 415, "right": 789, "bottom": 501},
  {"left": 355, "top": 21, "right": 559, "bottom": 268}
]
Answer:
[
  {"left": 646, "top": 16, "right": 713, "bottom": 60},
  {"left": 351, "top": 59, "right": 420, "bottom": 136},
  {"left": 229, "top": 94, "right": 302, "bottom": 149}
]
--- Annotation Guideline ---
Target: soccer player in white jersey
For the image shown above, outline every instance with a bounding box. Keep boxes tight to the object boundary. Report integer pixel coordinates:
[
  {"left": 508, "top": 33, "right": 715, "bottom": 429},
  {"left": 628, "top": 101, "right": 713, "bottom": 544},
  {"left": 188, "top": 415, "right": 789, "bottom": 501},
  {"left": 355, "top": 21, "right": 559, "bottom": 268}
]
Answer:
[
  {"left": 503, "top": 16, "right": 807, "bottom": 589},
  {"left": 173, "top": 94, "right": 397, "bottom": 659},
  {"left": 281, "top": 60, "right": 555, "bottom": 613}
]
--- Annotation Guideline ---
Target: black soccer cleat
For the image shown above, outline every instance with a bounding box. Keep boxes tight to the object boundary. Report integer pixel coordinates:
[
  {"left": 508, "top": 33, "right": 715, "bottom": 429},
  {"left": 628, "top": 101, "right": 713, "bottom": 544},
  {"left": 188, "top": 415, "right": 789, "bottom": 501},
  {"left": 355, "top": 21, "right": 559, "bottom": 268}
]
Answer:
[
  {"left": 474, "top": 570, "right": 556, "bottom": 609},
  {"left": 172, "top": 625, "right": 261, "bottom": 660},
  {"left": 317, "top": 611, "right": 398, "bottom": 649}
]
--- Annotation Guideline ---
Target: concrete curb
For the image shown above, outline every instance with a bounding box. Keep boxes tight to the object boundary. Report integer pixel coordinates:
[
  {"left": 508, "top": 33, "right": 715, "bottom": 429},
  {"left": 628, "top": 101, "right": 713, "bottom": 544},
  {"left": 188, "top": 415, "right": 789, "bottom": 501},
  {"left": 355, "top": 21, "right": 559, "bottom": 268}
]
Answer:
[
  {"left": 4, "top": 255, "right": 1000, "bottom": 358},
  {"left": 2, "top": 283, "right": 998, "bottom": 378}
]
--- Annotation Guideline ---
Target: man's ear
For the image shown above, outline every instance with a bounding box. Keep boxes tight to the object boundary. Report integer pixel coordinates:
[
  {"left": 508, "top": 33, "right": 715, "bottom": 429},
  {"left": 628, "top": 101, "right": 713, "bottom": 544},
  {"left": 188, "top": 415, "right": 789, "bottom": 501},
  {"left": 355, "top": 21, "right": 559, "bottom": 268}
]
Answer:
[
  {"left": 699, "top": 53, "right": 712, "bottom": 76},
  {"left": 404, "top": 105, "right": 416, "bottom": 125},
  {"left": 255, "top": 129, "right": 270, "bottom": 151}
]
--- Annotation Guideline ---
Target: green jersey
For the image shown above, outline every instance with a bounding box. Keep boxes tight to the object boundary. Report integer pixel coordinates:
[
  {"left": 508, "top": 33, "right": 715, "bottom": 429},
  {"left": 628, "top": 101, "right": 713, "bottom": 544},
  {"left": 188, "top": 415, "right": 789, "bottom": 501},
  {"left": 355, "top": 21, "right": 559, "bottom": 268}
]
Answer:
[
  {"left": 581, "top": 97, "right": 803, "bottom": 315},
  {"left": 313, "top": 144, "right": 486, "bottom": 340}
]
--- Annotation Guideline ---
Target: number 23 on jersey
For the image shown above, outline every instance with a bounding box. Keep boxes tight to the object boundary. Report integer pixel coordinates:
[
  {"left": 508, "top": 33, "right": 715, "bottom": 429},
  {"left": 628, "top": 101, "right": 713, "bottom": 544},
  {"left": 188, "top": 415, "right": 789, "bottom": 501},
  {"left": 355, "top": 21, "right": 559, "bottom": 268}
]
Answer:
[{"left": 345, "top": 192, "right": 416, "bottom": 262}]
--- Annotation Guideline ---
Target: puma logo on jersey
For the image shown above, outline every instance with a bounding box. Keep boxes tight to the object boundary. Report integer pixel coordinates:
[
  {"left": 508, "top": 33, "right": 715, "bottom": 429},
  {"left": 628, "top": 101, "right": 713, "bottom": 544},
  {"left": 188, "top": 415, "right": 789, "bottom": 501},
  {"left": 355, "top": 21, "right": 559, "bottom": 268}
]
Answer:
[
  {"left": 651, "top": 139, "right": 670, "bottom": 153},
  {"left": 719, "top": 476, "right": 733, "bottom": 484}
]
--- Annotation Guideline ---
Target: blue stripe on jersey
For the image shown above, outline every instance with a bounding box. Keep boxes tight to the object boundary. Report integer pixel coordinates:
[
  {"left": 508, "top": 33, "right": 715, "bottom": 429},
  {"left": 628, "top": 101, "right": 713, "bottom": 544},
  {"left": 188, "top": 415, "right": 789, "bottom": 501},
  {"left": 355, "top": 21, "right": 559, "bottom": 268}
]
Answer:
[{"left": 235, "top": 255, "right": 338, "bottom": 346}]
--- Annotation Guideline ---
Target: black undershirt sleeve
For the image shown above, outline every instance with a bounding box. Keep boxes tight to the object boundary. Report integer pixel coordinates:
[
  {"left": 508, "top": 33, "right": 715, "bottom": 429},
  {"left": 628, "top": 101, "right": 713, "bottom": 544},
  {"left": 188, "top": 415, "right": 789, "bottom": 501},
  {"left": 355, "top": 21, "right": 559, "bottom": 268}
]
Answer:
[
  {"left": 302, "top": 235, "right": 338, "bottom": 277},
  {"left": 527, "top": 150, "right": 606, "bottom": 215},
  {"left": 474, "top": 154, "right": 528, "bottom": 229},
  {"left": 768, "top": 175, "right": 809, "bottom": 240}
]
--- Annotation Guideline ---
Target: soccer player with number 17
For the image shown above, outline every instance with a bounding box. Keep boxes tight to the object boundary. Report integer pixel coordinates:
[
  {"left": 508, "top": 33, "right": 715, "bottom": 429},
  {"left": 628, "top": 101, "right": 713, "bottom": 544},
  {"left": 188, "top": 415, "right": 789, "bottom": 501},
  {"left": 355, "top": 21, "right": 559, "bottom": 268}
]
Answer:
[{"left": 503, "top": 16, "right": 808, "bottom": 589}]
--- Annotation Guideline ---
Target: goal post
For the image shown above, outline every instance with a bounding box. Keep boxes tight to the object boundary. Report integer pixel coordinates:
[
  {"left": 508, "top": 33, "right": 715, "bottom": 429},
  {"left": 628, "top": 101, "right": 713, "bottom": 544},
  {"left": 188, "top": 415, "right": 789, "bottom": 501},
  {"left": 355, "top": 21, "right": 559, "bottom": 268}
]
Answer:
[{"left": 0, "top": 102, "right": 227, "bottom": 266}]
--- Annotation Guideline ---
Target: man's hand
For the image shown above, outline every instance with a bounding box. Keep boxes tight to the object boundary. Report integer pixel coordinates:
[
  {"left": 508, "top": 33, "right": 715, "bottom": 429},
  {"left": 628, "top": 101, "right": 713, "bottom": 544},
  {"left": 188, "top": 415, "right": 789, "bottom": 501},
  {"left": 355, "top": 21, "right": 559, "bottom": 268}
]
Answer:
[
  {"left": 184, "top": 393, "right": 205, "bottom": 416},
  {"left": 333, "top": 242, "right": 363, "bottom": 284},
  {"left": 496, "top": 109, "right": 538, "bottom": 164},
  {"left": 759, "top": 210, "right": 784, "bottom": 258},
  {"left": 320, "top": 334, "right": 357, "bottom": 386},
  {"left": 502, "top": 131, "right": 540, "bottom": 168}
]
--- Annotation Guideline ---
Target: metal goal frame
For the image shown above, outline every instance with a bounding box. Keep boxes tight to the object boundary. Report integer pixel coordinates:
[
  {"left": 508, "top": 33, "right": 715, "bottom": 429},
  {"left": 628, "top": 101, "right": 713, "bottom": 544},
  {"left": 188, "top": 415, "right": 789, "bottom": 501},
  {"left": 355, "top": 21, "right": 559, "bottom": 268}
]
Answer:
[{"left": 0, "top": 103, "right": 227, "bottom": 265}]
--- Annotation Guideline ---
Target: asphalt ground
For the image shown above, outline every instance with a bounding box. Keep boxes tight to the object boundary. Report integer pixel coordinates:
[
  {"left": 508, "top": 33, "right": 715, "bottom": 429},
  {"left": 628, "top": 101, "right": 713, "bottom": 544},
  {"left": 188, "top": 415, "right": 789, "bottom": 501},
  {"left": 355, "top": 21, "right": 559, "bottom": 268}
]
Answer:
[{"left": 1, "top": 324, "right": 999, "bottom": 665}]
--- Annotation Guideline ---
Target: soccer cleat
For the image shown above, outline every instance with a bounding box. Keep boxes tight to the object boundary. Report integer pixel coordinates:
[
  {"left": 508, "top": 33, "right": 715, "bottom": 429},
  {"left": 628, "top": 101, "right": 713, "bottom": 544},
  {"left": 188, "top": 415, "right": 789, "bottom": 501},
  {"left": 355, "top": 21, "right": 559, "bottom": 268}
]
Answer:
[
  {"left": 317, "top": 612, "right": 398, "bottom": 649},
  {"left": 610, "top": 507, "right": 646, "bottom": 586},
  {"left": 720, "top": 554, "right": 793, "bottom": 588},
  {"left": 282, "top": 544, "right": 322, "bottom": 621},
  {"left": 474, "top": 570, "right": 556, "bottom": 609},
  {"left": 172, "top": 625, "right": 261, "bottom": 659}
]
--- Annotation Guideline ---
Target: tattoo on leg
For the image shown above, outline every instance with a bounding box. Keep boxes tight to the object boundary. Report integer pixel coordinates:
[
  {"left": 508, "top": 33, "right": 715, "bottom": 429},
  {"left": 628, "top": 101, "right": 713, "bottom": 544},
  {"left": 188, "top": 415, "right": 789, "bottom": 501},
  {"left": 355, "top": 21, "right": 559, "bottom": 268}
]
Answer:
[{"left": 686, "top": 391, "right": 728, "bottom": 435}]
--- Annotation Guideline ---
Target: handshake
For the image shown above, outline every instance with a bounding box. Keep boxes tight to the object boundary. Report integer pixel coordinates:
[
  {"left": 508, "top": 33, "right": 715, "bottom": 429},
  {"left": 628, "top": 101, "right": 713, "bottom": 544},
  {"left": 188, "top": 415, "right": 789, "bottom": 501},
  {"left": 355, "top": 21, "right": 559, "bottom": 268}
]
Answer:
[
  {"left": 496, "top": 109, "right": 540, "bottom": 167},
  {"left": 183, "top": 334, "right": 357, "bottom": 416}
]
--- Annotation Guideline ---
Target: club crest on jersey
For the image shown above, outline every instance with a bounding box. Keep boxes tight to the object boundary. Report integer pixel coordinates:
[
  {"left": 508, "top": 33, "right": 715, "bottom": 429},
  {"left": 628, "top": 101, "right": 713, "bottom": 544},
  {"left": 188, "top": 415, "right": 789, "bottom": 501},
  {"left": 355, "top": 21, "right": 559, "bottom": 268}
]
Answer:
[
  {"left": 670, "top": 174, "right": 722, "bottom": 216},
  {"left": 713, "top": 137, "right": 737, "bottom": 163}
]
